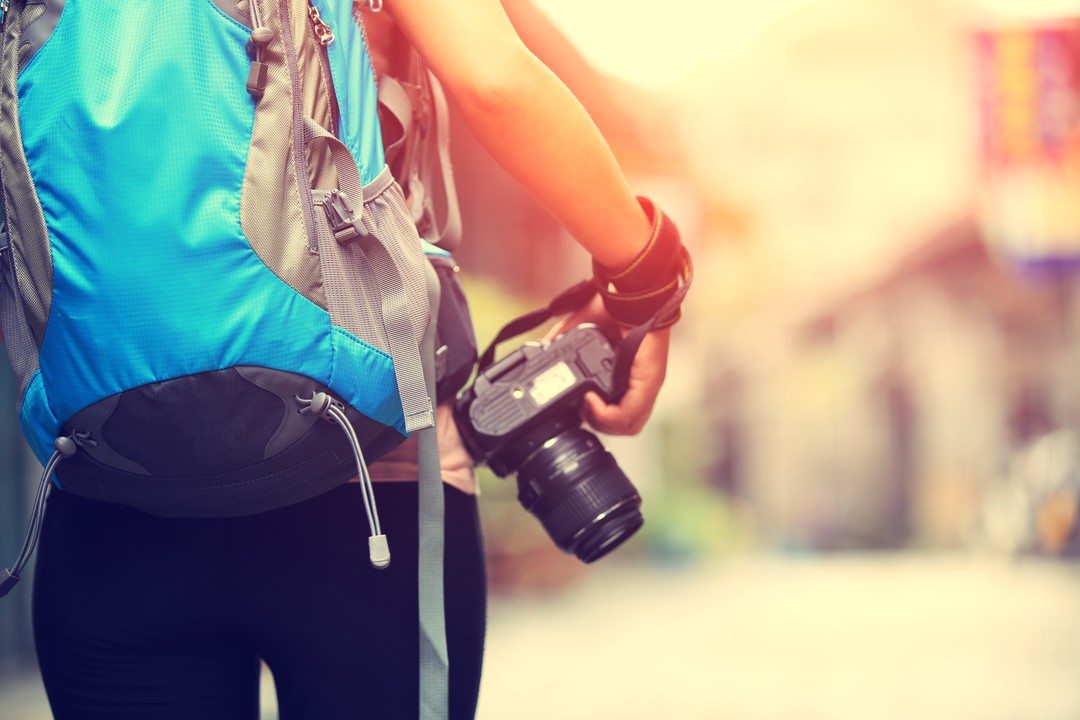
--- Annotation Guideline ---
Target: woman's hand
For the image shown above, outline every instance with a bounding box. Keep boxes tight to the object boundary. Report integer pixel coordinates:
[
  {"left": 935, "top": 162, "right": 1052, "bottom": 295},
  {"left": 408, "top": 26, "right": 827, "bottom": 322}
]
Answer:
[{"left": 547, "top": 295, "right": 669, "bottom": 436}]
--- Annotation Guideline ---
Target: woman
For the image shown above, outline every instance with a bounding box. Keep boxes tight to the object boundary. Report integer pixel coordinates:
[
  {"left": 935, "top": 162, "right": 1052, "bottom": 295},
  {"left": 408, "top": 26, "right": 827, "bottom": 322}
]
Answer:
[{"left": 31, "top": 1, "right": 677, "bottom": 718}]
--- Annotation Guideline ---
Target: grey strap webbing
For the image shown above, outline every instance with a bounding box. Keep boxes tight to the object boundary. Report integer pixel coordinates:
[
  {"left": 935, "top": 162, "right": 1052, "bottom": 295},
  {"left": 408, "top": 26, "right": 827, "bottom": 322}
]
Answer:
[
  {"left": 303, "top": 117, "right": 449, "bottom": 716},
  {"left": 303, "top": 116, "right": 363, "bottom": 205},
  {"left": 418, "top": 260, "right": 449, "bottom": 720},
  {"left": 379, "top": 66, "right": 462, "bottom": 251},
  {"left": 303, "top": 117, "right": 434, "bottom": 432},
  {"left": 379, "top": 74, "right": 419, "bottom": 192}
]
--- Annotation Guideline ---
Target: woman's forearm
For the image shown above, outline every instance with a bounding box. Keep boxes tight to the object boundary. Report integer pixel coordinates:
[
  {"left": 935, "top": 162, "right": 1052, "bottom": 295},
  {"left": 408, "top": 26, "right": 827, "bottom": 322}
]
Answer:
[
  {"left": 381, "top": 0, "right": 677, "bottom": 436},
  {"left": 382, "top": 0, "right": 651, "bottom": 270},
  {"left": 449, "top": 49, "right": 651, "bottom": 270}
]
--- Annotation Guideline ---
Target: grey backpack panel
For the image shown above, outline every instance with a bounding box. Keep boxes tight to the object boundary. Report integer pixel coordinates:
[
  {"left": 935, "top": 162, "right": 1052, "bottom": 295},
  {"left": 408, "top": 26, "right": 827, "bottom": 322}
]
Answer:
[{"left": 0, "top": 7, "right": 53, "bottom": 344}]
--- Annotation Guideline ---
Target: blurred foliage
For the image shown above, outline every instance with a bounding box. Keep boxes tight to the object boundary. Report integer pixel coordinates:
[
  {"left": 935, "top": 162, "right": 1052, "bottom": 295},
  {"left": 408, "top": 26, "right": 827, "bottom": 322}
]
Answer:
[
  {"left": 637, "top": 483, "right": 749, "bottom": 564},
  {"left": 460, "top": 274, "right": 550, "bottom": 354},
  {"left": 460, "top": 271, "right": 751, "bottom": 592}
]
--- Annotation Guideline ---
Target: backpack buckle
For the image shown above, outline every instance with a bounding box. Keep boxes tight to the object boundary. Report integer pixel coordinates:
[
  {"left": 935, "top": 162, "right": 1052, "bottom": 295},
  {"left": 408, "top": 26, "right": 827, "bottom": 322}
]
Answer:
[{"left": 323, "top": 189, "right": 369, "bottom": 245}]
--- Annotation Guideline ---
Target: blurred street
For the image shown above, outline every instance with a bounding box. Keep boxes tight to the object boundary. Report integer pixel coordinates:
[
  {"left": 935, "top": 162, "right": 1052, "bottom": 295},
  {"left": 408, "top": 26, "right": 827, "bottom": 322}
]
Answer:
[
  {"left": 476, "top": 554, "right": 1080, "bottom": 720},
  {"left": 2, "top": 553, "right": 1078, "bottom": 719},
  {"left": 4, "top": 3, "right": 1080, "bottom": 719}
]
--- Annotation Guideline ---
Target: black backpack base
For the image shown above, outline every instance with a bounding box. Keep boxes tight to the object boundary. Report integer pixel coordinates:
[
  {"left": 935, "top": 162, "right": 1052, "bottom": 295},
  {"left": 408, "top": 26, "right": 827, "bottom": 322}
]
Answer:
[{"left": 55, "top": 366, "right": 405, "bottom": 518}]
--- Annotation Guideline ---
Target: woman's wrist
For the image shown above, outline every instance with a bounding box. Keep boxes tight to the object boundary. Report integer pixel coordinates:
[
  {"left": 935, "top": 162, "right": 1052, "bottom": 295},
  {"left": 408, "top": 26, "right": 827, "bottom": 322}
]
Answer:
[
  {"left": 590, "top": 199, "right": 655, "bottom": 270},
  {"left": 592, "top": 197, "right": 692, "bottom": 329}
]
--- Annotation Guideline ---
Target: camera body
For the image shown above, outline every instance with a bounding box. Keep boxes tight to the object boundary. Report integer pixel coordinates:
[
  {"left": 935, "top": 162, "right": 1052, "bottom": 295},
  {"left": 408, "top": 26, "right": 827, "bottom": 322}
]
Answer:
[
  {"left": 455, "top": 324, "right": 615, "bottom": 474},
  {"left": 455, "top": 324, "right": 644, "bottom": 563}
]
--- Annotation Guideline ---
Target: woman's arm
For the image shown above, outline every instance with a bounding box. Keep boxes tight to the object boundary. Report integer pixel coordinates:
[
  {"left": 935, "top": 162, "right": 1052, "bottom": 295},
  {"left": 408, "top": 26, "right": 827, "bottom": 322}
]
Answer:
[
  {"left": 380, "top": 0, "right": 671, "bottom": 433},
  {"left": 380, "top": 0, "right": 651, "bottom": 268}
]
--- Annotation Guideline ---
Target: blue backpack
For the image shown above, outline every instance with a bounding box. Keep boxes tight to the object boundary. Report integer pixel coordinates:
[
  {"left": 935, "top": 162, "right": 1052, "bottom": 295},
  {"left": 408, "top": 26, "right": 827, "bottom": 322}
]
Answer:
[{"left": 0, "top": 1, "right": 454, "bottom": 715}]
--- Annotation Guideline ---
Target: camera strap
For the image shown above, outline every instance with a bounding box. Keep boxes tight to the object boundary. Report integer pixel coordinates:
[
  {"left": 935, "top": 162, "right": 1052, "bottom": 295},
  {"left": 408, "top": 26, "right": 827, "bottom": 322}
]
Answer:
[
  {"left": 476, "top": 279, "right": 597, "bottom": 372},
  {"left": 477, "top": 196, "right": 692, "bottom": 403},
  {"left": 607, "top": 250, "right": 692, "bottom": 400},
  {"left": 476, "top": 251, "right": 692, "bottom": 403}
]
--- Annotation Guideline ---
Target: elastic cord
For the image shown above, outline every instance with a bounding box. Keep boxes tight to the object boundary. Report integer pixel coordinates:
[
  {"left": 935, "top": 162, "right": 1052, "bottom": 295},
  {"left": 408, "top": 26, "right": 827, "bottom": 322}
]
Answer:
[
  {"left": 296, "top": 393, "right": 390, "bottom": 569},
  {"left": 1, "top": 437, "right": 76, "bottom": 598},
  {"left": 327, "top": 403, "right": 381, "bottom": 537}
]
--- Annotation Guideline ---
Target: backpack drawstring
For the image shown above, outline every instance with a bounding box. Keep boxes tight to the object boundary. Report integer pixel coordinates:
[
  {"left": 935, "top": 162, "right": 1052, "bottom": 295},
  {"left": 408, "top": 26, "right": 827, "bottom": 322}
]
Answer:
[
  {"left": 0, "top": 436, "right": 77, "bottom": 598},
  {"left": 296, "top": 392, "right": 390, "bottom": 569},
  {"left": 0, "top": 393, "right": 393, "bottom": 599}
]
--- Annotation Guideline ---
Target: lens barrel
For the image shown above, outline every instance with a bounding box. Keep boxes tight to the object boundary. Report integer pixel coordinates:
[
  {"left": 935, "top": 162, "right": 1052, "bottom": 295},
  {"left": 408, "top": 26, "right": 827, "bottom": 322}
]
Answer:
[{"left": 515, "top": 427, "right": 643, "bottom": 563}]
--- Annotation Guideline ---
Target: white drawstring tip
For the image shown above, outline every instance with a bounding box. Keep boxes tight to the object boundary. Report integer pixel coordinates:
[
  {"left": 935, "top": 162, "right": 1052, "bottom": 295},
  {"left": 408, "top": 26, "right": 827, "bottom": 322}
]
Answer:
[{"left": 369, "top": 534, "right": 391, "bottom": 569}]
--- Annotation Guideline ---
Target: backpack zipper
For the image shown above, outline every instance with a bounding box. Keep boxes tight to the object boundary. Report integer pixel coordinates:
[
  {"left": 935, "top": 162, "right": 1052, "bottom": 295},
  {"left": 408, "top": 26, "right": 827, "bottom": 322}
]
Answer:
[
  {"left": 308, "top": 3, "right": 335, "bottom": 46},
  {"left": 246, "top": 0, "right": 273, "bottom": 98},
  {"left": 277, "top": 0, "right": 319, "bottom": 250},
  {"left": 308, "top": 2, "right": 340, "bottom": 137}
]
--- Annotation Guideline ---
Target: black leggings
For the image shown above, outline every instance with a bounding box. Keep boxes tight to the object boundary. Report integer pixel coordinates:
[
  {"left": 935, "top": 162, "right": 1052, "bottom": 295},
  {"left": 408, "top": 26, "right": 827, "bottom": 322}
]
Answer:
[{"left": 32, "top": 482, "right": 486, "bottom": 719}]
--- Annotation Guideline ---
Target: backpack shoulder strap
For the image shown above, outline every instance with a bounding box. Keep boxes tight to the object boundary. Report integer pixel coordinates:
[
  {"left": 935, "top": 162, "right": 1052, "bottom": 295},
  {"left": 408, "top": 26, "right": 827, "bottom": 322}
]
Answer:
[{"left": 378, "top": 49, "right": 462, "bottom": 252}]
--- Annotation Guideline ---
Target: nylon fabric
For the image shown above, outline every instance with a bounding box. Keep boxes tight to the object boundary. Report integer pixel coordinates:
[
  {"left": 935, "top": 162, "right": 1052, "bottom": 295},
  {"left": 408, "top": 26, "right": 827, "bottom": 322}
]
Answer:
[
  {"left": 379, "top": 74, "right": 415, "bottom": 173},
  {"left": 277, "top": 0, "right": 321, "bottom": 255},
  {"left": 330, "top": 326, "right": 410, "bottom": 435},
  {"left": 288, "top": 0, "right": 337, "bottom": 190},
  {"left": 310, "top": 0, "right": 385, "bottom": 185},
  {"left": 210, "top": 0, "right": 250, "bottom": 28},
  {"left": 304, "top": 115, "right": 432, "bottom": 431},
  {"left": 240, "top": 0, "right": 327, "bottom": 309},
  {"left": 0, "top": 246, "right": 40, "bottom": 410},
  {"left": 316, "top": 206, "right": 389, "bottom": 351},
  {"left": 17, "top": 0, "right": 64, "bottom": 72},
  {"left": 358, "top": 170, "right": 436, "bottom": 432},
  {"left": 412, "top": 68, "right": 461, "bottom": 250},
  {"left": 0, "top": 5, "right": 52, "bottom": 341},
  {"left": 377, "top": 61, "right": 461, "bottom": 250},
  {"left": 15, "top": 1, "right": 407, "bottom": 462},
  {"left": 18, "top": 370, "right": 58, "bottom": 463},
  {"left": 311, "top": 163, "right": 434, "bottom": 433},
  {"left": 307, "top": 120, "right": 388, "bottom": 358}
]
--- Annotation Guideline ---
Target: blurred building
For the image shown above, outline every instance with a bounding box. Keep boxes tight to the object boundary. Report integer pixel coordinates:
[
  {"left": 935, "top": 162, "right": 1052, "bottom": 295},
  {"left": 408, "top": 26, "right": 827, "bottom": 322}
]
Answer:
[{"left": 715, "top": 219, "right": 1080, "bottom": 553}]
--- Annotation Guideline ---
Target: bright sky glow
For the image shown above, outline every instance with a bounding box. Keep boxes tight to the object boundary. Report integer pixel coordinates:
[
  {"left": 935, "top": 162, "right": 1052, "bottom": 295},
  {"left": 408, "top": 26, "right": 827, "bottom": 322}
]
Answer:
[
  {"left": 532, "top": 0, "right": 817, "bottom": 87},
  {"left": 966, "top": 0, "right": 1080, "bottom": 21}
]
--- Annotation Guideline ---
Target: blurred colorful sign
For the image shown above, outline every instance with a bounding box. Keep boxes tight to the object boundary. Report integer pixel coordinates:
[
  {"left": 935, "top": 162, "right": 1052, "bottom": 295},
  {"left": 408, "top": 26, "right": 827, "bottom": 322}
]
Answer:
[{"left": 975, "top": 20, "right": 1080, "bottom": 271}]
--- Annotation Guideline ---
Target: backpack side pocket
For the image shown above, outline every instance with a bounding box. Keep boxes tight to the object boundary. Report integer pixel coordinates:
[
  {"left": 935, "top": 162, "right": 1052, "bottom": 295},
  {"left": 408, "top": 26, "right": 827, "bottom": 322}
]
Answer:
[
  {"left": 426, "top": 251, "right": 477, "bottom": 403},
  {"left": 0, "top": 240, "right": 42, "bottom": 414}
]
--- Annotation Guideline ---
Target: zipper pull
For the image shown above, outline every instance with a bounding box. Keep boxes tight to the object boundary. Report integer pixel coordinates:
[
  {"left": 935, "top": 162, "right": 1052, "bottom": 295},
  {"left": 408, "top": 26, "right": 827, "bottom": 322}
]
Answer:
[
  {"left": 308, "top": 4, "right": 335, "bottom": 47},
  {"left": 247, "top": 26, "right": 273, "bottom": 98},
  {"left": 245, "top": 1, "right": 273, "bottom": 99},
  {"left": 0, "top": 0, "right": 9, "bottom": 30}
]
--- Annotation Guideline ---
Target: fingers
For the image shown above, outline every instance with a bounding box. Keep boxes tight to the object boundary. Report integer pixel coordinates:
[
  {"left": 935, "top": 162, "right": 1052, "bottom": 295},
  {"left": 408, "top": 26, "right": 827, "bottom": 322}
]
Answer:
[
  {"left": 546, "top": 298, "right": 671, "bottom": 436},
  {"left": 583, "top": 390, "right": 651, "bottom": 436},
  {"left": 581, "top": 328, "right": 670, "bottom": 436}
]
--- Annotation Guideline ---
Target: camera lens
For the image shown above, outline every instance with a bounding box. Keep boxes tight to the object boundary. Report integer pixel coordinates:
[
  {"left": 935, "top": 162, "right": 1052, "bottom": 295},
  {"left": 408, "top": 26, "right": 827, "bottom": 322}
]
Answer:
[{"left": 515, "top": 427, "right": 644, "bottom": 563}]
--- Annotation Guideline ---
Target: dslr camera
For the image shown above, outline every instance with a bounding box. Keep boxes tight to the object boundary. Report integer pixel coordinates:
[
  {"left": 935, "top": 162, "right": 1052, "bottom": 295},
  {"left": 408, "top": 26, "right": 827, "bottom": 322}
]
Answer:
[{"left": 454, "top": 324, "right": 643, "bottom": 563}]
